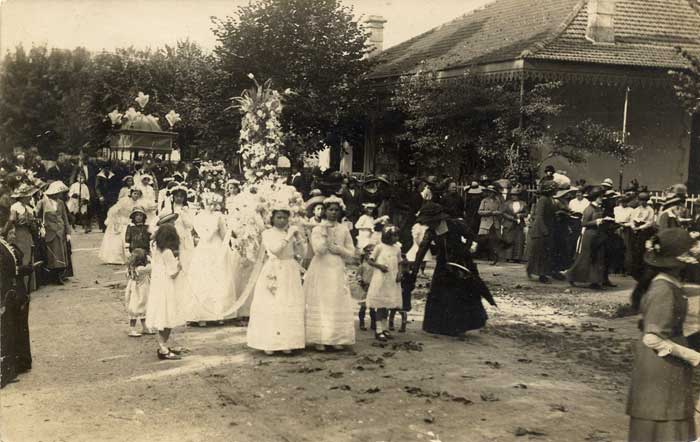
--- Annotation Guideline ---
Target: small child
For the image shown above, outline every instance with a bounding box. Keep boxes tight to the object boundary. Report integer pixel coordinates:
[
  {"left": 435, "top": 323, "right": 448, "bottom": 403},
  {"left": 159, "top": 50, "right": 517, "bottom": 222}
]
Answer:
[
  {"left": 366, "top": 225, "right": 403, "bottom": 342},
  {"left": 355, "top": 203, "right": 389, "bottom": 250},
  {"left": 125, "top": 206, "right": 151, "bottom": 258},
  {"left": 357, "top": 220, "right": 388, "bottom": 331},
  {"left": 125, "top": 248, "right": 153, "bottom": 337}
]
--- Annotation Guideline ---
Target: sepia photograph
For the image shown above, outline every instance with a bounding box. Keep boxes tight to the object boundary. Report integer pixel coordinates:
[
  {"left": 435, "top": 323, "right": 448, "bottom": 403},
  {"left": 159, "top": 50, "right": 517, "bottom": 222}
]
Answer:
[{"left": 1, "top": 0, "right": 700, "bottom": 440}]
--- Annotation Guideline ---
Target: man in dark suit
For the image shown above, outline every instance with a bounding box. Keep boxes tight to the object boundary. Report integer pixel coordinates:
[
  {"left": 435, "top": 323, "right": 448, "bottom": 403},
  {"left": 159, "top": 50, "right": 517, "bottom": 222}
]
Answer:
[
  {"left": 70, "top": 151, "right": 97, "bottom": 233},
  {"left": 46, "top": 153, "right": 72, "bottom": 184},
  {"left": 95, "top": 162, "right": 121, "bottom": 232}
]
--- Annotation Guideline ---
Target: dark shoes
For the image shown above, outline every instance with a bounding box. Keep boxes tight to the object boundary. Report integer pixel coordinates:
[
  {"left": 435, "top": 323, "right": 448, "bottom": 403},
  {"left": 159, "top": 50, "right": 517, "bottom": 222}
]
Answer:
[{"left": 539, "top": 275, "right": 551, "bottom": 284}]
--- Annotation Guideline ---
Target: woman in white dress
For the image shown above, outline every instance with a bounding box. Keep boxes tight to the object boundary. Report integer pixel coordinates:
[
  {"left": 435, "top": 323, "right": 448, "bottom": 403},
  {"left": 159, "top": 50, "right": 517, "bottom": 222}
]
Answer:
[
  {"left": 99, "top": 187, "right": 143, "bottom": 265},
  {"left": 188, "top": 193, "right": 237, "bottom": 326},
  {"left": 146, "top": 219, "right": 192, "bottom": 360},
  {"left": 247, "top": 210, "right": 306, "bottom": 354},
  {"left": 159, "top": 185, "right": 195, "bottom": 272},
  {"left": 304, "top": 196, "right": 357, "bottom": 351}
]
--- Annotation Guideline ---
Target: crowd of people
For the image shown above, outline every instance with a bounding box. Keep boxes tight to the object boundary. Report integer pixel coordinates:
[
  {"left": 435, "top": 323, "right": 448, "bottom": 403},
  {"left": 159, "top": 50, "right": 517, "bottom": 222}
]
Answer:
[{"left": 7, "top": 151, "right": 700, "bottom": 441}]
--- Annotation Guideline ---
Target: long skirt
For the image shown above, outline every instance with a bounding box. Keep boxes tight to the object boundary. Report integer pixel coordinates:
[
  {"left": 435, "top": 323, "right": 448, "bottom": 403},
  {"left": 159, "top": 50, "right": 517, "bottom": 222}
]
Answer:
[
  {"left": 628, "top": 418, "right": 695, "bottom": 442},
  {"left": 45, "top": 233, "right": 69, "bottom": 270},
  {"left": 627, "top": 229, "right": 654, "bottom": 281},
  {"left": 567, "top": 229, "right": 606, "bottom": 285},
  {"left": 423, "top": 267, "right": 490, "bottom": 336},
  {"left": 247, "top": 258, "right": 305, "bottom": 352},
  {"left": 525, "top": 234, "right": 552, "bottom": 277},
  {"left": 14, "top": 226, "right": 36, "bottom": 292},
  {"left": 304, "top": 254, "right": 355, "bottom": 346},
  {"left": 501, "top": 225, "right": 525, "bottom": 261}
]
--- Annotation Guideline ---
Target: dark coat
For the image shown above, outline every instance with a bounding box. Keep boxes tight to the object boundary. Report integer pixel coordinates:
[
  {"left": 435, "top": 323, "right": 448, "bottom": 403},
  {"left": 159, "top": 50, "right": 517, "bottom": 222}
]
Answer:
[
  {"left": 96, "top": 171, "right": 121, "bottom": 205},
  {"left": 338, "top": 187, "right": 362, "bottom": 223},
  {"left": 411, "top": 219, "right": 495, "bottom": 336},
  {"left": 526, "top": 195, "right": 556, "bottom": 276}
]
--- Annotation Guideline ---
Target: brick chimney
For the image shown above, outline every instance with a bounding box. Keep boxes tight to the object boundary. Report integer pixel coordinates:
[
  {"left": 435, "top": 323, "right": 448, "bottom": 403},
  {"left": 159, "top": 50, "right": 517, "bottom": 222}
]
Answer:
[
  {"left": 365, "top": 15, "right": 387, "bottom": 55},
  {"left": 586, "top": 0, "right": 616, "bottom": 44}
]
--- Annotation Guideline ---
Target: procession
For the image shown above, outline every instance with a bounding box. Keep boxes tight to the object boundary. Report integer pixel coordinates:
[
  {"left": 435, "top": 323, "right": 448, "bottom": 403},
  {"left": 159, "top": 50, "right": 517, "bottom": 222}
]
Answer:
[{"left": 3, "top": 0, "right": 700, "bottom": 441}]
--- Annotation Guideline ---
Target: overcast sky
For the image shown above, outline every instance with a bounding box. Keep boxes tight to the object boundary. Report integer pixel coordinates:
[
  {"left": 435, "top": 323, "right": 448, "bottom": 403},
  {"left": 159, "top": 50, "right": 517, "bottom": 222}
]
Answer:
[{"left": 0, "top": 0, "right": 493, "bottom": 55}]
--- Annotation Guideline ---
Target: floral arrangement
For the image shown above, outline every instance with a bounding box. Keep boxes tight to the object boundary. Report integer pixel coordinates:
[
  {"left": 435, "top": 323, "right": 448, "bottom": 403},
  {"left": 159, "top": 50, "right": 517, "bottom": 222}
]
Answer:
[
  {"left": 106, "top": 92, "right": 180, "bottom": 131},
  {"left": 233, "top": 74, "right": 292, "bottom": 183},
  {"left": 226, "top": 177, "right": 306, "bottom": 262},
  {"left": 196, "top": 161, "right": 229, "bottom": 194}
]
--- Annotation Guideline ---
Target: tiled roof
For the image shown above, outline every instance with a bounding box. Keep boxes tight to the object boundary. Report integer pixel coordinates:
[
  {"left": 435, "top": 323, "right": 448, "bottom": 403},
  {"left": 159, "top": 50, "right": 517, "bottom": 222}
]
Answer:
[{"left": 370, "top": 0, "right": 700, "bottom": 79}]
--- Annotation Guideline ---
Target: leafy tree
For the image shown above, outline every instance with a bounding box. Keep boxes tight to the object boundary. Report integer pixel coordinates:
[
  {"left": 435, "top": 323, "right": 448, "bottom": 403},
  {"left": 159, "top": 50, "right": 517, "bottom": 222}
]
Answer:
[
  {"left": 670, "top": 48, "right": 700, "bottom": 115},
  {"left": 212, "top": 0, "right": 374, "bottom": 161},
  {"left": 0, "top": 45, "right": 93, "bottom": 157},
  {"left": 390, "top": 70, "right": 638, "bottom": 181}
]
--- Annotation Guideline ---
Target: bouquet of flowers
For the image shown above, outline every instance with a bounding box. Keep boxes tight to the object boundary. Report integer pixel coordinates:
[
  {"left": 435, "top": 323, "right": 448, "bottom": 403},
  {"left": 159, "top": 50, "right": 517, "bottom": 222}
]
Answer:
[
  {"left": 197, "top": 161, "right": 229, "bottom": 194},
  {"left": 226, "top": 177, "right": 306, "bottom": 262}
]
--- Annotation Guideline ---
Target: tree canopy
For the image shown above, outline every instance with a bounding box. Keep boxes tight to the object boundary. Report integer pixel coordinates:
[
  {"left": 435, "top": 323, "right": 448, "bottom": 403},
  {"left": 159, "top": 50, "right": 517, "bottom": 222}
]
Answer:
[{"left": 212, "top": 0, "right": 374, "bottom": 162}]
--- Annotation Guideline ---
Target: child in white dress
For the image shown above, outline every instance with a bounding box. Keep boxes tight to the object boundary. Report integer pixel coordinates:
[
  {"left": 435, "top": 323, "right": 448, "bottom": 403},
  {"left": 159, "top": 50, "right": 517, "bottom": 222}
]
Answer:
[
  {"left": 125, "top": 248, "right": 153, "bottom": 337},
  {"left": 355, "top": 203, "right": 388, "bottom": 250},
  {"left": 145, "top": 220, "right": 192, "bottom": 360},
  {"left": 366, "top": 225, "right": 403, "bottom": 341},
  {"left": 247, "top": 211, "right": 307, "bottom": 355},
  {"left": 304, "top": 196, "right": 356, "bottom": 351},
  {"left": 188, "top": 193, "right": 237, "bottom": 326}
]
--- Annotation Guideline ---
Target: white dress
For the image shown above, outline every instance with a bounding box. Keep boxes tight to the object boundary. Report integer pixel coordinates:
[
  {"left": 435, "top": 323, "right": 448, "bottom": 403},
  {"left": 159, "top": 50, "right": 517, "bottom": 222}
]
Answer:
[
  {"left": 188, "top": 211, "right": 238, "bottom": 321},
  {"left": 304, "top": 221, "right": 356, "bottom": 346},
  {"left": 99, "top": 198, "right": 135, "bottom": 264},
  {"left": 366, "top": 243, "right": 402, "bottom": 309},
  {"left": 125, "top": 265, "right": 151, "bottom": 319},
  {"left": 355, "top": 214, "right": 375, "bottom": 250},
  {"left": 247, "top": 228, "right": 306, "bottom": 351},
  {"left": 145, "top": 246, "right": 192, "bottom": 330},
  {"left": 160, "top": 203, "right": 195, "bottom": 271}
]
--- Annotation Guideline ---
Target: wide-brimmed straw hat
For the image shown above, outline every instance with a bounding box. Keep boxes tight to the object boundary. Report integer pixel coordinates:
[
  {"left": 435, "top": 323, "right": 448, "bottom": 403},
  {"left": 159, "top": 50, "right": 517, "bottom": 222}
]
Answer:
[
  {"left": 482, "top": 185, "right": 499, "bottom": 194},
  {"left": 130, "top": 206, "right": 147, "bottom": 220},
  {"left": 467, "top": 181, "right": 483, "bottom": 195},
  {"left": 305, "top": 195, "right": 326, "bottom": 211},
  {"left": 601, "top": 178, "right": 614, "bottom": 188},
  {"left": 45, "top": 181, "right": 69, "bottom": 196},
  {"left": 644, "top": 228, "right": 698, "bottom": 268},
  {"left": 11, "top": 183, "right": 38, "bottom": 198},
  {"left": 140, "top": 174, "right": 153, "bottom": 183},
  {"left": 157, "top": 213, "right": 179, "bottom": 226},
  {"left": 323, "top": 195, "right": 346, "bottom": 210},
  {"left": 416, "top": 202, "right": 450, "bottom": 225}
]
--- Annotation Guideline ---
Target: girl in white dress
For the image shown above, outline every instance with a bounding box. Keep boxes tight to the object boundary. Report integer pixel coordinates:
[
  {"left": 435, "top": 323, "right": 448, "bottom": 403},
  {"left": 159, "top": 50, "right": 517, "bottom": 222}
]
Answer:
[
  {"left": 99, "top": 187, "right": 143, "bottom": 265},
  {"left": 159, "top": 185, "right": 195, "bottom": 272},
  {"left": 188, "top": 193, "right": 237, "bottom": 326},
  {"left": 304, "top": 196, "right": 357, "bottom": 351},
  {"left": 124, "top": 248, "right": 153, "bottom": 337},
  {"left": 366, "top": 226, "right": 403, "bottom": 341},
  {"left": 355, "top": 203, "right": 378, "bottom": 250},
  {"left": 145, "top": 220, "right": 192, "bottom": 360},
  {"left": 247, "top": 210, "right": 306, "bottom": 354}
]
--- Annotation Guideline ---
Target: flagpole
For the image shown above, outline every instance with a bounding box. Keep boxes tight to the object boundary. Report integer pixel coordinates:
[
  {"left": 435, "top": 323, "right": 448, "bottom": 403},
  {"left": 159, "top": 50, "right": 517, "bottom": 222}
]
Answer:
[{"left": 619, "top": 86, "right": 630, "bottom": 190}]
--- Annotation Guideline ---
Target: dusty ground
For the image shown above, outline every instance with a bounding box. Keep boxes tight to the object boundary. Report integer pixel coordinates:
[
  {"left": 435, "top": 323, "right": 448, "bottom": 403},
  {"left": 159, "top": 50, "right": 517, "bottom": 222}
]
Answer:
[{"left": 0, "top": 232, "right": 645, "bottom": 442}]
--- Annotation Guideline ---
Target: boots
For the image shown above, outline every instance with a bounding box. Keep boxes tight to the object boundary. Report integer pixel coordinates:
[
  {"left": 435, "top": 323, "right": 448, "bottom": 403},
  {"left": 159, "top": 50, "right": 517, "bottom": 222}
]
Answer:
[
  {"left": 388, "top": 310, "right": 396, "bottom": 331},
  {"left": 369, "top": 308, "right": 377, "bottom": 331},
  {"left": 399, "top": 312, "right": 407, "bottom": 333},
  {"left": 358, "top": 305, "right": 367, "bottom": 331}
]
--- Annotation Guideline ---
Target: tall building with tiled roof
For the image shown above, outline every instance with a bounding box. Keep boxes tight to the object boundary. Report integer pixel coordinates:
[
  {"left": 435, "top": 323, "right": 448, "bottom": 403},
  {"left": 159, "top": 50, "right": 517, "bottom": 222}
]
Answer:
[{"left": 361, "top": 0, "right": 700, "bottom": 190}]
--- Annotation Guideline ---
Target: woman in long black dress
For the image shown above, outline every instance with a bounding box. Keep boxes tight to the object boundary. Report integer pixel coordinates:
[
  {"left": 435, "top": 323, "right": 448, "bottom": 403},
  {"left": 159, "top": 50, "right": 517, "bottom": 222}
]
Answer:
[
  {"left": 567, "top": 187, "right": 613, "bottom": 289},
  {"left": 406, "top": 202, "right": 496, "bottom": 337},
  {"left": 0, "top": 237, "right": 32, "bottom": 387}
]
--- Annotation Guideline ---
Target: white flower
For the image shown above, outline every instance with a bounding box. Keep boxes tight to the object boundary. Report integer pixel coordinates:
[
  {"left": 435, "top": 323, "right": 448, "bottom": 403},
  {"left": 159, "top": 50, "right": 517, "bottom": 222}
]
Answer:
[
  {"left": 107, "top": 109, "right": 123, "bottom": 125},
  {"left": 165, "top": 110, "right": 182, "bottom": 128},
  {"left": 248, "top": 73, "right": 255, "bottom": 80},
  {"left": 135, "top": 92, "right": 149, "bottom": 109}
]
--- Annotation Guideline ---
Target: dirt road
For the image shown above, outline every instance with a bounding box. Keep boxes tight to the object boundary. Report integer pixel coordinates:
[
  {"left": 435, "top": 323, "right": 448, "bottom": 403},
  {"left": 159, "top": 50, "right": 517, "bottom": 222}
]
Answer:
[{"left": 1, "top": 232, "right": 639, "bottom": 442}]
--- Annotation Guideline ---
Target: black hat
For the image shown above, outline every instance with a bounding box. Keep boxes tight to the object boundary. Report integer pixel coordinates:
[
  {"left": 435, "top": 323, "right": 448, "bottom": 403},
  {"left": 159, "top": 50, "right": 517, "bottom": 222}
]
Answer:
[
  {"left": 415, "top": 202, "right": 450, "bottom": 225},
  {"left": 544, "top": 165, "right": 555, "bottom": 173}
]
